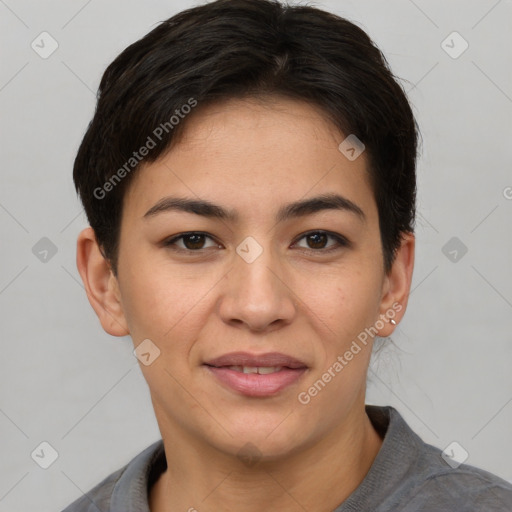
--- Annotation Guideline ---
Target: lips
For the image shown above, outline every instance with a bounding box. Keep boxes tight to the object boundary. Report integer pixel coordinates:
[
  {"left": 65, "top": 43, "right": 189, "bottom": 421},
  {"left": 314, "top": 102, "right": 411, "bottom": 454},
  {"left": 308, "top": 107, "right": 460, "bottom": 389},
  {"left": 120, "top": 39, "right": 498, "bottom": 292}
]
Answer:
[
  {"left": 203, "top": 352, "right": 308, "bottom": 397},
  {"left": 204, "top": 351, "right": 308, "bottom": 369}
]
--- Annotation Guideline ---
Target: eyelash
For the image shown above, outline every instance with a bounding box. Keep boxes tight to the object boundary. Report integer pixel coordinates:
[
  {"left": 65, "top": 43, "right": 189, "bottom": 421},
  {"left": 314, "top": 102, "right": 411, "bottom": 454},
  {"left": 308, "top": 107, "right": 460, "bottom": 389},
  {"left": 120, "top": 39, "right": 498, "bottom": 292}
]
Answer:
[{"left": 162, "top": 230, "right": 350, "bottom": 255}]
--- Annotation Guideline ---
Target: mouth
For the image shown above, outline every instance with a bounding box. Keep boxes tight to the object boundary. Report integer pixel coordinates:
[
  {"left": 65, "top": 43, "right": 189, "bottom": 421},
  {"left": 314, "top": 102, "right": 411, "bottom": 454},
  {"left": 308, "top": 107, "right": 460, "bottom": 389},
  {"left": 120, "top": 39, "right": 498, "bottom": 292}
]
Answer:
[
  {"left": 203, "top": 352, "right": 308, "bottom": 397},
  {"left": 216, "top": 365, "right": 288, "bottom": 374}
]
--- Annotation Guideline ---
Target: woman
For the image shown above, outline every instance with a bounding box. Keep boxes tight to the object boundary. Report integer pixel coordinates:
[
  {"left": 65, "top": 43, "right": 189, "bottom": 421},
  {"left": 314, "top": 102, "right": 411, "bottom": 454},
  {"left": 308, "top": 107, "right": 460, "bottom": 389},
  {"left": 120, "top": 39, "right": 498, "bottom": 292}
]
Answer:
[{"left": 65, "top": 0, "right": 512, "bottom": 510}]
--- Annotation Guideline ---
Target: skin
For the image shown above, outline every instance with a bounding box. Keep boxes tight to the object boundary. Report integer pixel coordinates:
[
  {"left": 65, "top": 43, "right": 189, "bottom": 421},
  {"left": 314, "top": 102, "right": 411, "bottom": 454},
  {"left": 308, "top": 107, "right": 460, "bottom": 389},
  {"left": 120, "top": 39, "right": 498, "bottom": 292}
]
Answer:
[{"left": 76, "top": 96, "right": 415, "bottom": 512}]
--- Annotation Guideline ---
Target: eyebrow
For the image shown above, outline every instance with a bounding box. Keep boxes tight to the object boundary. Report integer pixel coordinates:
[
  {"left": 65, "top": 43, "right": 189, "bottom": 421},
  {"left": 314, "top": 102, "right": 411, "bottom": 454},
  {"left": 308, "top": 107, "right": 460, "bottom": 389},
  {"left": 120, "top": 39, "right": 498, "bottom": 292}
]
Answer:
[{"left": 143, "top": 193, "right": 366, "bottom": 224}]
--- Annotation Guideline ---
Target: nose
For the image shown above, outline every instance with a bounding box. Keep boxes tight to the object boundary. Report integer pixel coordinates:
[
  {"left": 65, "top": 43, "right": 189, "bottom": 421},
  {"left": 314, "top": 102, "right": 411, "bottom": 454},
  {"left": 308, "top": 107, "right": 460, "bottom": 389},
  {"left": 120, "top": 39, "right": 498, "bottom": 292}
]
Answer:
[{"left": 217, "top": 241, "right": 297, "bottom": 333}]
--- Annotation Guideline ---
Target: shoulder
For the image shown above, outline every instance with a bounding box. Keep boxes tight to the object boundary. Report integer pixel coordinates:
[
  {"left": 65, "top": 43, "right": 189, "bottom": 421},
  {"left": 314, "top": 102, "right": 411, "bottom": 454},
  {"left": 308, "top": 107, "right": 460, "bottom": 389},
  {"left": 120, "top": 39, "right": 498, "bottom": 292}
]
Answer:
[
  {"left": 362, "top": 406, "right": 512, "bottom": 511},
  {"left": 405, "top": 441, "right": 512, "bottom": 511},
  {"left": 61, "top": 465, "right": 124, "bottom": 512},
  {"left": 61, "top": 440, "right": 165, "bottom": 512},
  {"left": 394, "top": 414, "right": 512, "bottom": 511}
]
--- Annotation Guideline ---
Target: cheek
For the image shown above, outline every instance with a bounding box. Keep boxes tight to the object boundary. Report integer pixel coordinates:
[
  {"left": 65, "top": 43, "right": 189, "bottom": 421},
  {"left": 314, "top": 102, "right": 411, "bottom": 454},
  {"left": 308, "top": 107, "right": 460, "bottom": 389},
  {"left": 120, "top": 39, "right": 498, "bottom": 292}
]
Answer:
[
  {"left": 118, "top": 263, "right": 176, "bottom": 342},
  {"left": 120, "top": 261, "right": 217, "bottom": 352},
  {"left": 299, "top": 265, "right": 381, "bottom": 342}
]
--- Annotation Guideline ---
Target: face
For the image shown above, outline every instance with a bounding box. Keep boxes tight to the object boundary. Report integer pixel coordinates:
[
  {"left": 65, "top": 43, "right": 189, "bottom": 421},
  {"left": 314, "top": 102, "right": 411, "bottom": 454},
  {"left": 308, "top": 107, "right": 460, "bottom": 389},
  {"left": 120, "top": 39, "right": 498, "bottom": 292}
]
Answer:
[{"left": 89, "top": 97, "right": 410, "bottom": 460}]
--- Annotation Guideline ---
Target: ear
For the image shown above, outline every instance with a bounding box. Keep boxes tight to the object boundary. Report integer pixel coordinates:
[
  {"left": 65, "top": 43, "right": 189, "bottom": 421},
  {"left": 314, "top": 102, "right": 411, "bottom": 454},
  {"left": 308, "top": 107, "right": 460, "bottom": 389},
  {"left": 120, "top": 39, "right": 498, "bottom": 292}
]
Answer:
[
  {"left": 375, "top": 232, "right": 415, "bottom": 337},
  {"left": 76, "top": 227, "right": 129, "bottom": 337}
]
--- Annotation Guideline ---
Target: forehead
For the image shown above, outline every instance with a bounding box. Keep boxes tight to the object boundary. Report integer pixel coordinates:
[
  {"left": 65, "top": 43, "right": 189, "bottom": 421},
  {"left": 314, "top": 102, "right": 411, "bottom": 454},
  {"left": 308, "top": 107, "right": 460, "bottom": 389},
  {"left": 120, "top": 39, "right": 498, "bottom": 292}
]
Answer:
[
  {"left": 167, "top": 96, "right": 345, "bottom": 159},
  {"left": 122, "top": 97, "right": 376, "bottom": 225}
]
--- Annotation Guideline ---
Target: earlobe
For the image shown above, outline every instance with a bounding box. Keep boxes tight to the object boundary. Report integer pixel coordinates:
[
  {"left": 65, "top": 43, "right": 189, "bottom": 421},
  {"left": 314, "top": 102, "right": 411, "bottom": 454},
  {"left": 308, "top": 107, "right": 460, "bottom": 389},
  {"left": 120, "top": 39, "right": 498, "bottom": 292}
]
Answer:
[
  {"left": 376, "top": 232, "right": 415, "bottom": 338},
  {"left": 76, "top": 227, "right": 129, "bottom": 337}
]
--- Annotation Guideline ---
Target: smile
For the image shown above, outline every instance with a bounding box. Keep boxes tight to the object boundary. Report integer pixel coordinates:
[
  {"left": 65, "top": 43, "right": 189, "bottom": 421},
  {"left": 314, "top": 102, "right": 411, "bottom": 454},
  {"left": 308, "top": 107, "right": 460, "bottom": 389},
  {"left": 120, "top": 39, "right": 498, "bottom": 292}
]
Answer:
[{"left": 225, "top": 366, "right": 283, "bottom": 374}]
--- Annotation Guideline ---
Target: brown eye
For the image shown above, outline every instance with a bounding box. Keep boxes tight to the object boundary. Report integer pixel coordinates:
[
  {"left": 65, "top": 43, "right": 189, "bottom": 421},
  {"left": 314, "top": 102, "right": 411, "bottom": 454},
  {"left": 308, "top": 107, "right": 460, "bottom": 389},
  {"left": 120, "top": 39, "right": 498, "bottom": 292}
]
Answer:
[
  {"left": 164, "top": 232, "right": 220, "bottom": 251},
  {"left": 305, "top": 232, "right": 328, "bottom": 249},
  {"left": 294, "top": 231, "right": 349, "bottom": 252},
  {"left": 181, "top": 233, "right": 206, "bottom": 250}
]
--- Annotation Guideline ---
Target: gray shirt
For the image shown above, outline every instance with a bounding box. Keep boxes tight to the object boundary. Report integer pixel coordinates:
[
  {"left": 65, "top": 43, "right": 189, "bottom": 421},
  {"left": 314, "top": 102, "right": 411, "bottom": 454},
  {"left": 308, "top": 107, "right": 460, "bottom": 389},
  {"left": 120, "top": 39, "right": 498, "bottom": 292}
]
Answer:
[{"left": 62, "top": 405, "right": 512, "bottom": 511}]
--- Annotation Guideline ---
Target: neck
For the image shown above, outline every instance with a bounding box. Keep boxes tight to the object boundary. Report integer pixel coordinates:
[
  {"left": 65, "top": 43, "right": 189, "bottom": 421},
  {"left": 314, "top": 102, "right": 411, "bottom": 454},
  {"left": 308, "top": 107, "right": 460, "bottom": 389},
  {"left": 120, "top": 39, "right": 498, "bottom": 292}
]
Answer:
[{"left": 149, "top": 404, "right": 383, "bottom": 512}]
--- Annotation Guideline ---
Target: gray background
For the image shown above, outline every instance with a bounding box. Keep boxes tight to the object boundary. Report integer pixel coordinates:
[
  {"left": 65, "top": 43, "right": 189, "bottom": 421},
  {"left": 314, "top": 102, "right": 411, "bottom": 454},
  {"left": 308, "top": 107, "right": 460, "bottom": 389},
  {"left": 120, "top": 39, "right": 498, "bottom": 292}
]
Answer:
[{"left": 1, "top": 0, "right": 511, "bottom": 510}]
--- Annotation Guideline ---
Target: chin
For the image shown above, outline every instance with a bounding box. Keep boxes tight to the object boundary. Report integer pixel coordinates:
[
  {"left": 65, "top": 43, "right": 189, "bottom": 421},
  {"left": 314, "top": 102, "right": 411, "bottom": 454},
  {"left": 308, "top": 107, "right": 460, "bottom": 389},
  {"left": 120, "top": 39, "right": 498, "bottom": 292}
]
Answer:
[{"left": 209, "top": 411, "right": 313, "bottom": 462}]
